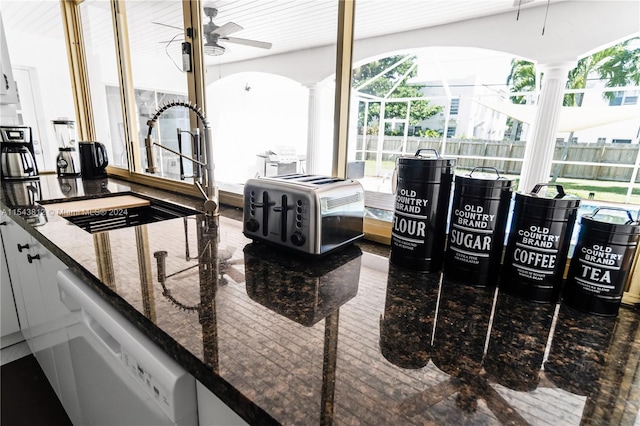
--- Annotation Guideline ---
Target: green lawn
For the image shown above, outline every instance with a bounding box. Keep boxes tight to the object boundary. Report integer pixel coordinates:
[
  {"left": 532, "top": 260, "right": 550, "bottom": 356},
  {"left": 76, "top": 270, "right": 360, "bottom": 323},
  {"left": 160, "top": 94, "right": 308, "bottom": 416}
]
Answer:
[{"left": 548, "top": 178, "right": 640, "bottom": 204}]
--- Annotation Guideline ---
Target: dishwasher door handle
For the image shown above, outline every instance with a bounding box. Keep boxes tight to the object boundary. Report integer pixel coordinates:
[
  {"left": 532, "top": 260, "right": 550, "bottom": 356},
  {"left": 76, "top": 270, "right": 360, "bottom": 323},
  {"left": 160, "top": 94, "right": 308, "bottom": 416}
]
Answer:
[{"left": 83, "top": 310, "right": 122, "bottom": 357}]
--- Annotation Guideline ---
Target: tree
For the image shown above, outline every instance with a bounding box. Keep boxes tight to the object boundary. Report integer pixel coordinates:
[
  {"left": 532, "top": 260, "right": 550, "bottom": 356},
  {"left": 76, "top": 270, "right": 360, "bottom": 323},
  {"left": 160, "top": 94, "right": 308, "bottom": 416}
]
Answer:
[
  {"left": 506, "top": 60, "right": 537, "bottom": 105},
  {"left": 505, "top": 59, "right": 537, "bottom": 140},
  {"left": 353, "top": 55, "right": 442, "bottom": 135}
]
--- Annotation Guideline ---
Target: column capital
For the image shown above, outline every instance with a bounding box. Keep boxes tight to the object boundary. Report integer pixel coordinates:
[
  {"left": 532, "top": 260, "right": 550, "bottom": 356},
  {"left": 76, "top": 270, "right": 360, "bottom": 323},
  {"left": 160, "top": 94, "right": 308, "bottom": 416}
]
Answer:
[{"left": 537, "top": 61, "right": 578, "bottom": 78}]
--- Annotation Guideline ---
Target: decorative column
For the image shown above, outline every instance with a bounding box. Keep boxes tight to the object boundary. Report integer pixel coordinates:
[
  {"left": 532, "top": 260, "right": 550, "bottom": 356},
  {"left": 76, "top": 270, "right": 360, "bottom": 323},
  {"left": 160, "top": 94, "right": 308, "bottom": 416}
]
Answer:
[
  {"left": 305, "top": 83, "right": 323, "bottom": 174},
  {"left": 518, "top": 62, "right": 576, "bottom": 193}
]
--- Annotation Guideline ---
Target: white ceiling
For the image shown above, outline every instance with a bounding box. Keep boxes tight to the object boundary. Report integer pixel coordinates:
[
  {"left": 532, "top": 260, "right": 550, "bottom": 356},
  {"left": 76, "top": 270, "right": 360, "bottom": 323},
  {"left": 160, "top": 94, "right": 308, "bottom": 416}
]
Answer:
[{"left": 0, "top": 0, "right": 548, "bottom": 65}]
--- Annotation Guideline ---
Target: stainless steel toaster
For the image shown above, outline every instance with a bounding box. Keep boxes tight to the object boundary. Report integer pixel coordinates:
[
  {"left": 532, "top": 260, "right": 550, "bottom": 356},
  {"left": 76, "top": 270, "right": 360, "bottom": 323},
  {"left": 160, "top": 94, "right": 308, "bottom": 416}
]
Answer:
[{"left": 243, "top": 174, "right": 365, "bottom": 255}]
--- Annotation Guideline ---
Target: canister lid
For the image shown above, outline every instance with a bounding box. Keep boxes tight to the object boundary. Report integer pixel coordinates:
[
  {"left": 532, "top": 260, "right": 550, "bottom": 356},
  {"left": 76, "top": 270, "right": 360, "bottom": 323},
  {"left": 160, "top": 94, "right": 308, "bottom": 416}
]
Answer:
[
  {"left": 397, "top": 149, "right": 456, "bottom": 168},
  {"left": 516, "top": 184, "right": 580, "bottom": 209},
  {"left": 455, "top": 167, "right": 514, "bottom": 189},
  {"left": 580, "top": 207, "right": 640, "bottom": 233}
]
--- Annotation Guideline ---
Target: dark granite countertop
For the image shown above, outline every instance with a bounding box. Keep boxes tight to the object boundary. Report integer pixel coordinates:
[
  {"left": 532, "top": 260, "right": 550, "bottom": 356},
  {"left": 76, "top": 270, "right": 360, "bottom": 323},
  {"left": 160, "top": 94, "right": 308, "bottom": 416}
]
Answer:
[{"left": 2, "top": 175, "right": 639, "bottom": 425}]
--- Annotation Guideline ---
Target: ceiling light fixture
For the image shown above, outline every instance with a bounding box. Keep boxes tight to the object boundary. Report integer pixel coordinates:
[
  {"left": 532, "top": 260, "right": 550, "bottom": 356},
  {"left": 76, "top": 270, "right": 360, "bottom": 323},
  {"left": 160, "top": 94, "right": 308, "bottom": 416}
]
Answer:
[{"left": 204, "top": 42, "right": 225, "bottom": 56}]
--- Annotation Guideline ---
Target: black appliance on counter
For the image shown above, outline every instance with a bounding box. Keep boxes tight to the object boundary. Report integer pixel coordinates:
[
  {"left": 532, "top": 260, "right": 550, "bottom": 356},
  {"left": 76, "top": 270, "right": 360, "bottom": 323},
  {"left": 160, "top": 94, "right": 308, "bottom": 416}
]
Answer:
[
  {"left": 79, "top": 141, "right": 108, "bottom": 179},
  {"left": 1, "top": 126, "right": 39, "bottom": 180}
]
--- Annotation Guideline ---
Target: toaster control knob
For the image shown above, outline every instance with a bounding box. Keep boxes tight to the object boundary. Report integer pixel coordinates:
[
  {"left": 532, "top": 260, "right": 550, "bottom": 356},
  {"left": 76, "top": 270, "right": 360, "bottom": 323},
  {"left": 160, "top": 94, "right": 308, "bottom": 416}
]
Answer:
[
  {"left": 291, "top": 231, "right": 306, "bottom": 246},
  {"left": 245, "top": 218, "right": 260, "bottom": 233}
]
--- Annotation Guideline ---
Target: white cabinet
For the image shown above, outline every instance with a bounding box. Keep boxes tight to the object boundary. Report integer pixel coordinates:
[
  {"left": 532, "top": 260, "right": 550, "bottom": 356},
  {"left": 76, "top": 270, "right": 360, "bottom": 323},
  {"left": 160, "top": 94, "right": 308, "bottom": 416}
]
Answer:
[
  {"left": 0, "top": 225, "right": 20, "bottom": 340},
  {"left": 0, "top": 14, "right": 19, "bottom": 105},
  {"left": 1, "top": 216, "right": 31, "bottom": 340},
  {"left": 0, "top": 214, "right": 66, "bottom": 399}
]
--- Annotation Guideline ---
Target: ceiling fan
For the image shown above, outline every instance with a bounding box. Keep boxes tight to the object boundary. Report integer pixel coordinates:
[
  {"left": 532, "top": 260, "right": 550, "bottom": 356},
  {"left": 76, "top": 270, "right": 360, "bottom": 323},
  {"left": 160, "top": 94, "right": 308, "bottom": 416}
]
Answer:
[{"left": 154, "top": 6, "right": 272, "bottom": 56}]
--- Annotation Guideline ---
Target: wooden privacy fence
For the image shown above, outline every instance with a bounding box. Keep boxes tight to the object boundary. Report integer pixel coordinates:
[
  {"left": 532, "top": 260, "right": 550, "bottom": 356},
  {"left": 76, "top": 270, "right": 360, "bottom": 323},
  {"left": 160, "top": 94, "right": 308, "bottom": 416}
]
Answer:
[{"left": 357, "top": 136, "right": 640, "bottom": 182}]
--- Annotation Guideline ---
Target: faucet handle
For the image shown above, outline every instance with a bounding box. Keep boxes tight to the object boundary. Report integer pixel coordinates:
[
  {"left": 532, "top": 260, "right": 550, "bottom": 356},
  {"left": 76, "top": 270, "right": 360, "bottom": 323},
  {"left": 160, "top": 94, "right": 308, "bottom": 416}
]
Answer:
[{"left": 204, "top": 198, "right": 218, "bottom": 215}]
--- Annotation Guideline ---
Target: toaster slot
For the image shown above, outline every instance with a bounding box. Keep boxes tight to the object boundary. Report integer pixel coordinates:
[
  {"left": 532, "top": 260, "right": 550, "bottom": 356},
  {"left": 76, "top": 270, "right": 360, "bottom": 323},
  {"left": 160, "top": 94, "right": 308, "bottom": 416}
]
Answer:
[
  {"left": 289, "top": 176, "right": 329, "bottom": 183},
  {"left": 272, "top": 194, "right": 289, "bottom": 243},
  {"left": 309, "top": 178, "right": 342, "bottom": 185},
  {"left": 277, "top": 174, "right": 307, "bottom": 180},
  {"left": 250, "top": 190, "right": 275, "bottom": 237}
]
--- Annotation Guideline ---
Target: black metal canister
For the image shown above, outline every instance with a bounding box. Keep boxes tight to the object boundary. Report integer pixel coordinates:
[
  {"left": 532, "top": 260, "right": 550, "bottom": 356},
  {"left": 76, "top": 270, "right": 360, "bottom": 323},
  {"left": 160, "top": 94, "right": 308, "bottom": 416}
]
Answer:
[
  {"left": 499, "top": 184, "right": 580, "bottom": 303},
  {"left": 390, "top": 149, "right": 455, "bottom": 272},
  {"left": 562, "top": 208, "right": 640, "bottom": 316},
  {"left": 444, "top": 167, "right": 513, "bottom": 286}
]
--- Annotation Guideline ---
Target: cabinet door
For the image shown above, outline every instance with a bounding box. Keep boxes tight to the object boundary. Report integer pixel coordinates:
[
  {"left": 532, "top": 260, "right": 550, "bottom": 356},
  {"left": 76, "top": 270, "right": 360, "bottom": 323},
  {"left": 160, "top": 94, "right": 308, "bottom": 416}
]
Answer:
[
  {"left": 0, "top": 227, "right": 20, "bottom": 339},
  {"left": 0, "top": 216, "right": 63, "bottom": 398},
  {"left": 29, "top": 235, "right": 68, "bottom": 330},
  {"left": 0, "top": 17, "right": 19, "bottom": 105},
  {"left": 0, "top": 216, "right": 36, "bottom": 342}
]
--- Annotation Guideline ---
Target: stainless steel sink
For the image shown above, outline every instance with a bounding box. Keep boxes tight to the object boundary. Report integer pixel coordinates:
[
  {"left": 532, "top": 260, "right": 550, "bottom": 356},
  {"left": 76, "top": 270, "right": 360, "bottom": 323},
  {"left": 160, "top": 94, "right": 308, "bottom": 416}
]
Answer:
[{"left": 39, "top": 193, "right": 199, "bottom": 234}]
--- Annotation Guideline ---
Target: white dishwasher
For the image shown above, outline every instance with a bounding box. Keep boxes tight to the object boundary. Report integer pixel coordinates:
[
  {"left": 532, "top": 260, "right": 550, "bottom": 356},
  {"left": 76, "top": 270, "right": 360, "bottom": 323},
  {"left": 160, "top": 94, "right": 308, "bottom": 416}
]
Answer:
[{"left": 55, "top": 269, "right": 198, "bottom": 426}]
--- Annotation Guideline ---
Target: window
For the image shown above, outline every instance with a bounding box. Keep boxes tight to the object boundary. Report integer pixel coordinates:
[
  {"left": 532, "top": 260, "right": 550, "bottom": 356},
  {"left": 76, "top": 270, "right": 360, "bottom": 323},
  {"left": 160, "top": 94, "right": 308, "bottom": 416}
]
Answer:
[
  {"left": 450, "top": 98, "right": 460, "bottom": 115},
  {"left": 80, "top": 0, "right": 127, "bottom": 169},
  {"left": 609, "top": 92, "right": 623, "bottom": 106},
  {"left": 608, "top": 90, "right": 638, "bottom": 106},
  {"left": 447, "top": 126, "right": 456, "bottom": 138},
  {"left": 0, "top": 0, "right": 76, "bottom": 173},
  {"left": 124, "top": 0, "right": 191, "bottom": 182}
]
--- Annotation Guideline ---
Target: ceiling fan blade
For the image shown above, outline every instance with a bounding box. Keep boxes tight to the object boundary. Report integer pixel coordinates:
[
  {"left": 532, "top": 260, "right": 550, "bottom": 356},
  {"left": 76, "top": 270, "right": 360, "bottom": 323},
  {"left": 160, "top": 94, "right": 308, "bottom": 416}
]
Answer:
[
  {"left": 223, "top": 36, "right": 272, "bottom": 49},
  {"left": 212, "top": 22, "right": 243, "bottom": 37},
  {"left": 152, "top": 21, "right": 184, "bottom": 31}
]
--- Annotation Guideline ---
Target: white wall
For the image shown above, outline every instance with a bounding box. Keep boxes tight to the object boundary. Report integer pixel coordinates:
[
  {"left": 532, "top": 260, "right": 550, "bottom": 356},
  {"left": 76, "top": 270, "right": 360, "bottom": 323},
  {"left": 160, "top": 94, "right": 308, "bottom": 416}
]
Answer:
[{"left": 206, "top": 72, "right": 308, "bottom": 184}]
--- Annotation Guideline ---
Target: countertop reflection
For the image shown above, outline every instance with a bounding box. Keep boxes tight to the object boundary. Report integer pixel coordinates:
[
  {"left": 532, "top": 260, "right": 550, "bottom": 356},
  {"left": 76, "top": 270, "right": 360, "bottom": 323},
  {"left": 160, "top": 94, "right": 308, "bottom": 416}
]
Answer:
[{"left": 2, "top": 175, "right": 639, "bottom": 425}]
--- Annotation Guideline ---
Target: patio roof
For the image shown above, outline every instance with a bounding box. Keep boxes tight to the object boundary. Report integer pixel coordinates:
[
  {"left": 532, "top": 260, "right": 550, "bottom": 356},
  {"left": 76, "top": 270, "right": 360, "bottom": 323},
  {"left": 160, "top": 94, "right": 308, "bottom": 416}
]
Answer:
[{"left": 475, "top": 99, "right": 640, "bottom": 132}]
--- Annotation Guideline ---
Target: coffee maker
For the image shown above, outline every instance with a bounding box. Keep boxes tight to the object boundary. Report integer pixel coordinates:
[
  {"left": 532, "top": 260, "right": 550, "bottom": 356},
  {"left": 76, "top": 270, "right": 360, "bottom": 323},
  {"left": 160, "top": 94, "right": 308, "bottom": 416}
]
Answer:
[
  {"left": 1, "top": 126, "right": 39, "bottom": 180},
  {"left": 53, "top": 119, "right": 81, "bottom": 177}
]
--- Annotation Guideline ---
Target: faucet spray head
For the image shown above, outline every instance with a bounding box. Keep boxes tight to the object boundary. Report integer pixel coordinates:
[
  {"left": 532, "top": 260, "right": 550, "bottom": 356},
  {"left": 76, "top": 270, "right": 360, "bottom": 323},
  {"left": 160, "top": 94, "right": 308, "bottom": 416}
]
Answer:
[
  {"left": 154, "top": 250, "right": 168, "bottom": 283},
  {"left": 145, "top": 119, "right": 159, "bottom": 173}
]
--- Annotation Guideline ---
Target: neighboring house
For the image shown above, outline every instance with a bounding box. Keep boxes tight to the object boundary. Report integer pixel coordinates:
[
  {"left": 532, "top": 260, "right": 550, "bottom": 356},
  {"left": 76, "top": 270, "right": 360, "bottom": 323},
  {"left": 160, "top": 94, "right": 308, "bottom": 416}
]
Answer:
[
  {"left": 414, "top": 75, "right": 509, "bottom": 141},
  {"left": 556, "top": 83, "right": 640, "bottom": 144}
]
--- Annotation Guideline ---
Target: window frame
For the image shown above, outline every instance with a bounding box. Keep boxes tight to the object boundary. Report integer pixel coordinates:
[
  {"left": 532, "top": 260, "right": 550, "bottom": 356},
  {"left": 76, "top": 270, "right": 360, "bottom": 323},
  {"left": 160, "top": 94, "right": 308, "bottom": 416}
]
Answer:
[
  {"left": 61, "top": 0, "right": 210, "bottom": 199},
  {"left": 62, "top": 0, "right": 357, "bottom": 208}
]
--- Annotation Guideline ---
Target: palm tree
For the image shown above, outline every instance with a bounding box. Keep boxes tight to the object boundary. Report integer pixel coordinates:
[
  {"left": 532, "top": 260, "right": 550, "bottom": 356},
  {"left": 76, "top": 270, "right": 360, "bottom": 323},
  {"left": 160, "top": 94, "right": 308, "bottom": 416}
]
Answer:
[
  {"left": 505, "top": 59, "right": 537, "bottom": 140},
  {"left": 506, "top": 60, "right": 537, "bottom": 105}
]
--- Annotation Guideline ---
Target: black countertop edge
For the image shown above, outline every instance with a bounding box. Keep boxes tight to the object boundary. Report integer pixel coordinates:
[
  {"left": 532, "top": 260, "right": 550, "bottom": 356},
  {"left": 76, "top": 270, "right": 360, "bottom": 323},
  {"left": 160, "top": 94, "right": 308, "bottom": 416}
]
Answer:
[{"left": 0, "top": 181, "right": 278, "bottom": 425}]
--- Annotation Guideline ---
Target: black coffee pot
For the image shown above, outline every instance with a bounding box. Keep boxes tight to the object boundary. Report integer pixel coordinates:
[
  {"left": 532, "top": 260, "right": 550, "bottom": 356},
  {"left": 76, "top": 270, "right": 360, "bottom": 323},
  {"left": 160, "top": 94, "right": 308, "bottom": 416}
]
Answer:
[{"left": 79, "top": 141, "right": 108, "bottom": 179}]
